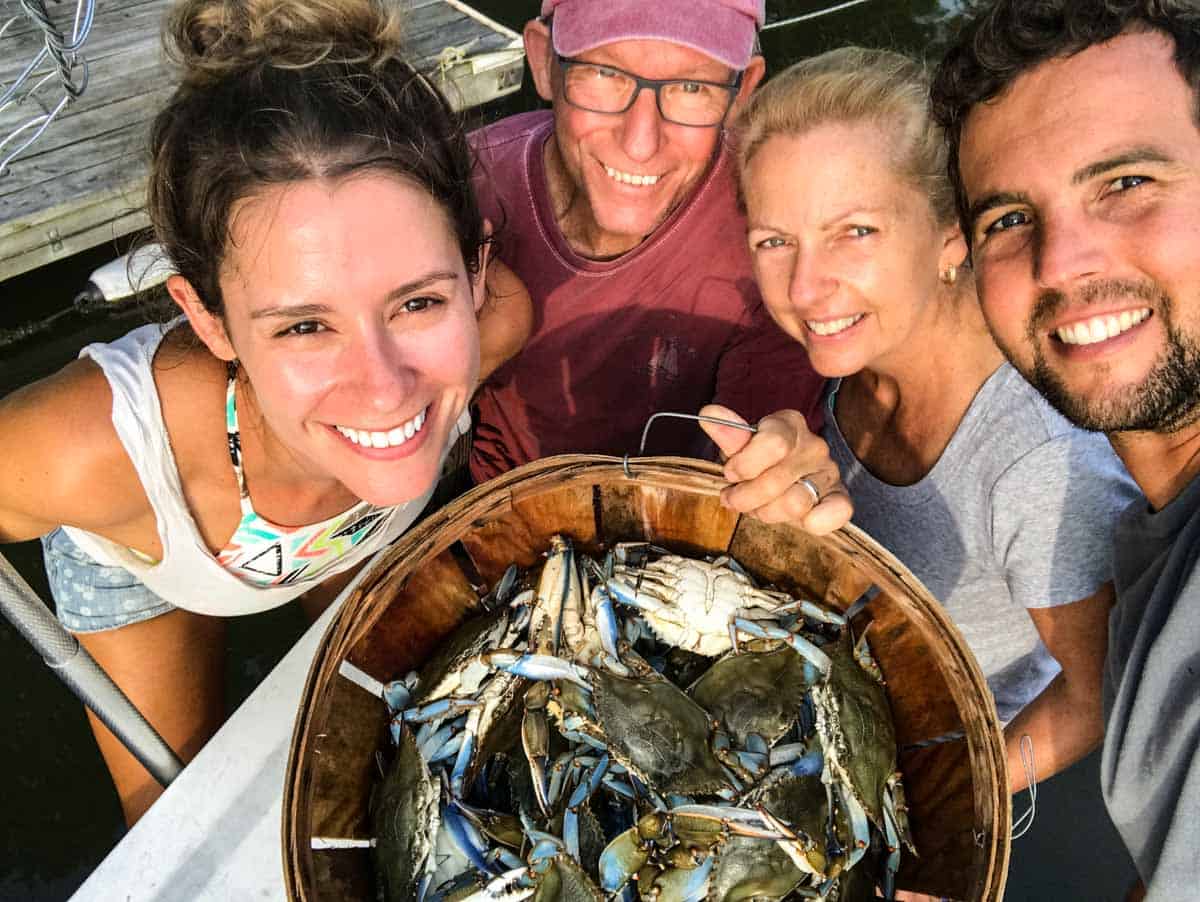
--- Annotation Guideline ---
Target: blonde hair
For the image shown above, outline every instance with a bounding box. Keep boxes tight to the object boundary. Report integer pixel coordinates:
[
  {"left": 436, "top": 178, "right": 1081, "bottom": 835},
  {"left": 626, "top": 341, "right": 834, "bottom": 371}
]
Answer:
[{"left": 737, "top": 46, "right": 955, "bottom": 225}]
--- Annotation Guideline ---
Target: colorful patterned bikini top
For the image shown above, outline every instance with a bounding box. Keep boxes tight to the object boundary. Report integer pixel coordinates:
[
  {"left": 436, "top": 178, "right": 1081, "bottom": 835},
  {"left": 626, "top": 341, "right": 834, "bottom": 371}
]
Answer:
[{"left": 215, "top": 375, "right": 391, "bottom": 588}]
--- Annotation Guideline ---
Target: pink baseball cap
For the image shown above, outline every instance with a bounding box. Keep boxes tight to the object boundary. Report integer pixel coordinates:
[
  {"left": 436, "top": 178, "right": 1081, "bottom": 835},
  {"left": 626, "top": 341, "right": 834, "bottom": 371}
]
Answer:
[{"left": 540, "top": 0, "right": 765, "bottom": 71}]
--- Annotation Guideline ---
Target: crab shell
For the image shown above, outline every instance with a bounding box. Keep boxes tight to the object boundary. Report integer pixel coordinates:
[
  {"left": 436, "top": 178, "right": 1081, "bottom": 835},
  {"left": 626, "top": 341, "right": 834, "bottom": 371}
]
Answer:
[
  {"left": 610, "top": 555, "right": 792, "bottom": 657},
  {"left": 372, "top": 724, "right": 439, "bottom": 902},
  {"left": 551, "top": 667, "right": 734, "bottom": 798},
  {"left": 814, "top": 630, "right": 898, "bottom": 830},
  {"left": 689, "top": 644, "right": 822, "bottom": 747}
]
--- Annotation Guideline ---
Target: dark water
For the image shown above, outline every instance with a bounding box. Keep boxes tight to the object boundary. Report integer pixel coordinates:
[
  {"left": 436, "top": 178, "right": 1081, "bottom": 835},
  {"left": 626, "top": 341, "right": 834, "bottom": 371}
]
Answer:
[{"left": 0, "top": 2, "right": 1136, "bottom": 900}]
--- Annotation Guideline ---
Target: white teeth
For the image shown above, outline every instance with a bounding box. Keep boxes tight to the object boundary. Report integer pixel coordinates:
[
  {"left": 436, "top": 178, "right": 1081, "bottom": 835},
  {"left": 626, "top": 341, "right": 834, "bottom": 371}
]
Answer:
[
  {"left": 806, "top": 314, "right": 864, "bottom": 337},
  {"left": 335, "top": 407, "right": 428, "bottom": 449},
  {"left": 1055, "top": 308, "right": 1150, "bottom": 345},
  {"left": 604, "top": 165, "right": 659, "bottom": 186}
]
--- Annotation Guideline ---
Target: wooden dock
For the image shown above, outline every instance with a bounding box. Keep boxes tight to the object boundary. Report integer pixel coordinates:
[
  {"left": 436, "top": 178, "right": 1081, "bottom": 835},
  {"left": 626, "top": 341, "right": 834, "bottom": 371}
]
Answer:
[{"left": 0, "top": 0, "right": 523, "bottom": 283}]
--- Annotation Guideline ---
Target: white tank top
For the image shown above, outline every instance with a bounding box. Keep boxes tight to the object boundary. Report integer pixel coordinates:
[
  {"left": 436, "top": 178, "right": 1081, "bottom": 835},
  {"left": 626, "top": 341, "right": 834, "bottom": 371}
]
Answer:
[{"left": 62, "top": 321, "right": 470, "bottom": 617}]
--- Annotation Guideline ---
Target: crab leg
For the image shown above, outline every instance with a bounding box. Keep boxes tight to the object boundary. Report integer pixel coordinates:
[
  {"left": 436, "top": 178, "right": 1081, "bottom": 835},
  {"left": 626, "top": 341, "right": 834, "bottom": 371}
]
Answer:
[
  {"left": 667, "top": 803, "right": 790, "bottom": 840},
  {"left": 881, "top": 795, "right": 902, "bottom": 900},
  {"left": 416, "top": 722, "right": 462, "bottom": 763},
  {"left": 837, "top": 783, "right": 873, "bottom": 871},
  {"left": 771, "top": 597, "right": 847, "bottom": 627},
  {"left": 490, "top": 563, "right": 520, "bottom": 608},
  {"left": 774, "top": 743, "right": 824, "bottom": 777},
  {"left": 562, "top": 753, "right": 610, "bottom": 860},
  {"left": 449, "top": 707, "right": 480, "bottom": 798},
  {"left": 460, "top": 866, "right": 534, "bottom": 902},
  {"left": 401, "top": 697, "right": 482, "bottom": 724},
  {"left": 592, "top": 585, "right": 622, "bottom": 661},
  {"left": 598, "top": 825, "right": 650, "bottom": 894},
  {"left": 545, "top": 749, "right": 577, "bottom": 808},
  {"left": 382, "top": 673, "right": 418, "bottom": 715},
  {"left": 754, "top": 804, "right": 827, "bottom": 878},
  {"left": 442, "top": 799, "right": 501, "bottom": 876},
  {"left": 732, "top": 618, "right": 832, "bottom": 675},
  {"left": 481, "top": 651, "right": 591, "bottom": 688},
  {"left": 885, "top": 771, "right": 916, "bottom": 852},
  {"left": 651, "top": 853, "right": 715, "bottom": 902}
]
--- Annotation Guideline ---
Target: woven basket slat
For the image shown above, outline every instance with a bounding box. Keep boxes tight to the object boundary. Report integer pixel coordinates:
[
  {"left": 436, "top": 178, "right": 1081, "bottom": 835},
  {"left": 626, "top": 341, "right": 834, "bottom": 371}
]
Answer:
[
  {"left": 344, "top": 548, "right": 481, "bottom": 681},
  {"left": 898, "top": 738, "right": 1002, "bottom": 898},
  {"left": 597, "top": 479, "right": 740, "bottom": 555},
  {"left": 727, "top": 514, "right": 874, "bottom": 608},
  {"left": 305, "top": 676, "right": 386, "bottom": 840}
]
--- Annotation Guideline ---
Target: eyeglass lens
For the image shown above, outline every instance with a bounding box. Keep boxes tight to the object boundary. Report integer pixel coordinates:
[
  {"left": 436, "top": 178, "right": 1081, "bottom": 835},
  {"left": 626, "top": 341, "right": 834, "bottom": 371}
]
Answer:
[{"left": 562, "top": 63, "right": 732, "bottom": 126}]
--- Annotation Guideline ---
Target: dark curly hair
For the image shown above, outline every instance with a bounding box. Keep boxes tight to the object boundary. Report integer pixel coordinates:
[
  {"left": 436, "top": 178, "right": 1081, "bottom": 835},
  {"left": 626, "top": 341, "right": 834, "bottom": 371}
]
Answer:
[
  {"left": 147, "top": 0, "right": 486, "bottom": 315},
  {"left": 931, "top": 0, "right": 1200, "bottom": 244}
]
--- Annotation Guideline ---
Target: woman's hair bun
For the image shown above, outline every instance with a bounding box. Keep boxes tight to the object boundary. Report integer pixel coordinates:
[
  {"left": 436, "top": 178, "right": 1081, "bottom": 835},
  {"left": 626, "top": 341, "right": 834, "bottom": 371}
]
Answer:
[{"left": 167, "top": 0, "right": 405, "bottom": 84}]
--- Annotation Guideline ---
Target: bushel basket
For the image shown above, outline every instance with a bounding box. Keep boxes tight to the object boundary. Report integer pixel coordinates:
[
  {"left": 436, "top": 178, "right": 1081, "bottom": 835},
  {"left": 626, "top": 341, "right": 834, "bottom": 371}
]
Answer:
[{"left": 282, "top": 455, "right": 1010, "bottom": 900}]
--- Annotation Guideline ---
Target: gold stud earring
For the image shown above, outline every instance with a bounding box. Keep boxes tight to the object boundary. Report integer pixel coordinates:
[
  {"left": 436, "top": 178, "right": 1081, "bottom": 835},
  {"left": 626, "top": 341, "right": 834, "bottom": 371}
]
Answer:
[{"left": 940, "top": 264, "right": 958, "bottom": 285}]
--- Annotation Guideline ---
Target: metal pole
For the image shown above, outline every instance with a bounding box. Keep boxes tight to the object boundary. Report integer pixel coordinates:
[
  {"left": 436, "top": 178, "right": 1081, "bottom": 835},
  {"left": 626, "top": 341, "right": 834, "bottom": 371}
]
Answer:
[{"left": 0, "top": 551, "right": 183, "bottom": 787}]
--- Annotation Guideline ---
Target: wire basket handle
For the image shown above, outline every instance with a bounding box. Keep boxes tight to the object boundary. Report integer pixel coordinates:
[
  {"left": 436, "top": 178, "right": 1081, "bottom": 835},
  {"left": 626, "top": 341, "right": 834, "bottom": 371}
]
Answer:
[{"left": 623, "top": 411, "right": 758, "bottom": 478}]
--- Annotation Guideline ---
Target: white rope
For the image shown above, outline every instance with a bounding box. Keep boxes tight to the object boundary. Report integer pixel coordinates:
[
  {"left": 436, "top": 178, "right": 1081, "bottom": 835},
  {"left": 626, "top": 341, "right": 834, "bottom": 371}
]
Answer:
[{"left": 0, "top": 0, "right": 96, "bottom": 176}]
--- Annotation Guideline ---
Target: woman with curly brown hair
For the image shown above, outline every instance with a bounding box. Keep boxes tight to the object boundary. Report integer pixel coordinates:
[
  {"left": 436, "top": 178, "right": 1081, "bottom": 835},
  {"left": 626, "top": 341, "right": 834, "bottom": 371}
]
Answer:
[{"left": 0, "top": 0, "right": 530, "bottom": 824}]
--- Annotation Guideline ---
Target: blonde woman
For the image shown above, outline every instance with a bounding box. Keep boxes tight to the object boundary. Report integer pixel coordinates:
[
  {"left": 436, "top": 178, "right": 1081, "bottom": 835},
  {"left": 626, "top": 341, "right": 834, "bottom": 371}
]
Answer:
[{"left": 727, "top": 47, "right": 1139, "bottom": 793}]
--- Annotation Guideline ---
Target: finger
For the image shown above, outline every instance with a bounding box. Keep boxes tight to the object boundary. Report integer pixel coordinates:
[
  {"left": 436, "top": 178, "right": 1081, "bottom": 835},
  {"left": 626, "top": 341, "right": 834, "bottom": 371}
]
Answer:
[
  {"left": 720, "top": 442, "right": 840, "bottom": 514},
  {"left": 744, "top": 480, "right": 853, "bottom": 534},
  {"left": 720, "top": 455, "right": 812, "bottom": 513},
  {"left": 801, "top": 490, "right": 854, "bottom": 536},
  {"left": 698, "top": 403, "right": 755, "bottom": 461},
  {"left": 721, "top": 409, "right": 823, "bottom": 484}
]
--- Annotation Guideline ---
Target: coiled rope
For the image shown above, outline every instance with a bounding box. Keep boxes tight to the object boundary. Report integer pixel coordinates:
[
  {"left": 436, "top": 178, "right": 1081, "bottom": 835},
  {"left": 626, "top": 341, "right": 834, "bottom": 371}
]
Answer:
[{"left": 0, "top": 0, "right": 96, "bottom": 176}]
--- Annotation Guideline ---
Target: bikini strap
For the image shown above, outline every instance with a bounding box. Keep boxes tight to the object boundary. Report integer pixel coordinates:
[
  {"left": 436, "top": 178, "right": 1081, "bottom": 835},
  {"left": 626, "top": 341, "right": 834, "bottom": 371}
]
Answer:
[{"left": 225, "top": 375, "right": 255, "bottom": 518}]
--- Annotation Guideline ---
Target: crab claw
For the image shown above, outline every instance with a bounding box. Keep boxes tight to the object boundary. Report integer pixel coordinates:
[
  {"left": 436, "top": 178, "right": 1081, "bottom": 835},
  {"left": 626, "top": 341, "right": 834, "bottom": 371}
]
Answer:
[{"left": 481, "top": 651, "right": 591, "bottom": 689}]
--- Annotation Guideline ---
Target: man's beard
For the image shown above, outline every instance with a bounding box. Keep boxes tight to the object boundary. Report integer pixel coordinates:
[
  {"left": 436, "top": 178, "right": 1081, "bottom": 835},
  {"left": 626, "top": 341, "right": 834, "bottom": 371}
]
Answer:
[{"left": 1016, "top": 279, "right": 1200, "bottom": 435}]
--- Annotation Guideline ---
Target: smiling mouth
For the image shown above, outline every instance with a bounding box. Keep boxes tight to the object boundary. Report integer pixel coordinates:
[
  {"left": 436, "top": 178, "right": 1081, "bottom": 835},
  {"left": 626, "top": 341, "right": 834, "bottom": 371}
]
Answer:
[
  {"left": 1054, "top": 308, "right": 1151, "bottom": 346},
  {"left": 334, "top": 406, "right": 428, "bottom": 449},
  {"left": 806, "top": 314, "right": 864, "bottom": 337},
  {"left": 603, "top": 164, "right": 660, "bottom": 187}
]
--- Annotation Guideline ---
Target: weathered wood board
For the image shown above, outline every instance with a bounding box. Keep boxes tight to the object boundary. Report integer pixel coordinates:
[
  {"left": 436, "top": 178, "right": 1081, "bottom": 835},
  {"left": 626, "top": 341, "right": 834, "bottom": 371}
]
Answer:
[{"left": 0, "top": 0, "right": 523, "bottom": 281}]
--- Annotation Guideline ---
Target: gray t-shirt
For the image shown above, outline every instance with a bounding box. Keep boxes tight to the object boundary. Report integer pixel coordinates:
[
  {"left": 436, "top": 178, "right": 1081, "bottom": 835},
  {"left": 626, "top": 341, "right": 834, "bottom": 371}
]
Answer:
[
  {"left": 824, "top": 364, "right": 1138, "bottom": 722},
  {"left": 1104, "top": 471, "right": 1200, "bottom": 898}
]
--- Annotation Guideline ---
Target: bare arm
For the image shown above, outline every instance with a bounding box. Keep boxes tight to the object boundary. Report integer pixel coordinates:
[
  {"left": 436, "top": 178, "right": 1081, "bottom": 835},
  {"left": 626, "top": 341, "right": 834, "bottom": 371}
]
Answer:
[
  {"left": 1004, "top": 582, "right": 1113, "bottom": 792},
  {"left": 0, "top": 360, "right": 151, "bottom": 545},
  {"left": 477, "top": 259, "right": 533, "bottom": 384}
]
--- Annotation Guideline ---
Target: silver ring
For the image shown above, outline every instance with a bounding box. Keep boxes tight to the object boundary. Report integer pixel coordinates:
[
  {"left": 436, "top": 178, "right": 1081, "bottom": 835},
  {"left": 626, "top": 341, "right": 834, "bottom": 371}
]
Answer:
[{"left": 797, "top": 477, "right": 821, "bottom": 505}]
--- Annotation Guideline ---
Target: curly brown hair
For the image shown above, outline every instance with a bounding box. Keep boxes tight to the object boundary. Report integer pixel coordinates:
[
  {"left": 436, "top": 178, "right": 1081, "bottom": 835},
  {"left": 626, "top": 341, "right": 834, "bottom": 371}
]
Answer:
[
  {"left": 930, "top": 0, "right": 1200, "bottom": 244},
  {"left": 146, "top": 0, "right": 486, "bottom": 315}
]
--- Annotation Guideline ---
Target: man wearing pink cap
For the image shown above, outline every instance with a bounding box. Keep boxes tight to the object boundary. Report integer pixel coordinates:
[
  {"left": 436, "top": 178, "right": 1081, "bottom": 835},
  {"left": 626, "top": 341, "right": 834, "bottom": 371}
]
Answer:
[{"left": 469, "top": 0, "right": 838, "bottom": 529}]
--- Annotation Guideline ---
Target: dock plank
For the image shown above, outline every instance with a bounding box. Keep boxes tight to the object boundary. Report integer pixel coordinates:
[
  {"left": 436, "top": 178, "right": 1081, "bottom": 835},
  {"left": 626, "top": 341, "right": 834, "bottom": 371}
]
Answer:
[{"left": 0, "top": 0, "right": 523, "bottom": 281}]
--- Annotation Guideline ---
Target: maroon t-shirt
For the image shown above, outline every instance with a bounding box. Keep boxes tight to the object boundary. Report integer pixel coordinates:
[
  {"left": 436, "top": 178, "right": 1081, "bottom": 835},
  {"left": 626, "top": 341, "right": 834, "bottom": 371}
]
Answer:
[{"left": 469, "top": 111, "right": 824, "bottom": 482}]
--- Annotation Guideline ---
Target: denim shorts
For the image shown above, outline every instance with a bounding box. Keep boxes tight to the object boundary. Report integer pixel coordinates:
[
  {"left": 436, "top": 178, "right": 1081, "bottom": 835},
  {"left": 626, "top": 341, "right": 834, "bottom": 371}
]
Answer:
[{"left": 41, "top": 528, "right": 175, "bottom": 633}]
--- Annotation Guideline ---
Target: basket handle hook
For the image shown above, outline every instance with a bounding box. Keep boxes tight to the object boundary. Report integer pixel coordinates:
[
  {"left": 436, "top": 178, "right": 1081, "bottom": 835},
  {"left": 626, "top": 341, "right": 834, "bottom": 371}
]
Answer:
[{"left": 622, "top": 412, "right": 759, "bottom": 478}]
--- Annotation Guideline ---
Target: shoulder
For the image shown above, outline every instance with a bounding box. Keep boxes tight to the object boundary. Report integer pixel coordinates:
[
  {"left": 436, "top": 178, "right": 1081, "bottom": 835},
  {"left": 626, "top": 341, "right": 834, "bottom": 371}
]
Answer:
[
  {"left": 0, "top": 355, "right": 145, "bottom": 539},
  {"left": 470, "top": 111, "right": 551, "bottom": 169},
  {"left": 963, "top": 365, "right": 1112, "bottom": 464},
  {"left": 153, "top": 327, "right": 231, "bottom": 480}
]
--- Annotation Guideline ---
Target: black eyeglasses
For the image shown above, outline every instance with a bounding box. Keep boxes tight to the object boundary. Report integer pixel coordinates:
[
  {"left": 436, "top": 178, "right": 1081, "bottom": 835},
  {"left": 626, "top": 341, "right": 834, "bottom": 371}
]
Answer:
[{"left": 556, "top": 55, "right": 742, "bottom": 128}]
